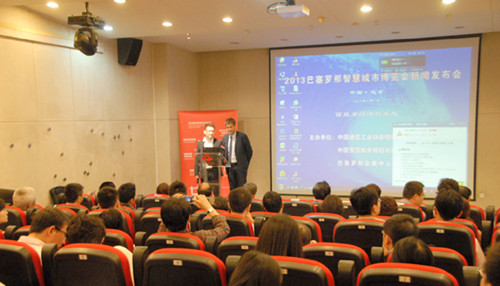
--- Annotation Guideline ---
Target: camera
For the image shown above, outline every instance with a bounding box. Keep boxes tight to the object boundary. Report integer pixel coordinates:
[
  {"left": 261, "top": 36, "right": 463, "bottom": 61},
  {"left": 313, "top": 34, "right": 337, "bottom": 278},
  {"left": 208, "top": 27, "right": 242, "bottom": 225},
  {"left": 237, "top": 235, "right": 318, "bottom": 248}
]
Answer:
[{"left": 184, "top": 195, "right": 194, "bottom": 203}]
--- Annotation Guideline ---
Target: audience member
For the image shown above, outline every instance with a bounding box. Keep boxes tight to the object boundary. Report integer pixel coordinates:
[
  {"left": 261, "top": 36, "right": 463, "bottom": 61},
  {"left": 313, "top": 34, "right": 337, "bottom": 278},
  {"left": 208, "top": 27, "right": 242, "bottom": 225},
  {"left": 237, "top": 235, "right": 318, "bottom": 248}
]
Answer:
[
  {"left": 64, "top": 183, "right": 84, "bottom": 204},
  {"left": 169, "top": 180, "right": 187, "bottom": 197},
  {"left": 99, "top": 208, "right": 123, "bottom": 230},
  {"left": 366, "top": 183, "right": 382, "bottom": 197},
  {"left": 401, "top": 181, "right": 425, "bottom": 206},
  {"left": 197, "top": 182, "right": 215, "bottom": 206},
  {"left": 118, "top": 183, "right": 136, "bottom": 208},
  {"left": 0, "top": 199, "right": 7, "bottom": 224},
  {"left": 97, "top": 187, "right": 120, "bottom": 209},
  {"left": 12, "top": 187, "right": 36, "bottom": 211},
  {"left": 256, "top": 214, "right": 303, "bottom": 257},
  {"left": 156, "top": 182, "right": 169, "bottom": 195},
  {"left": 297, "top": 222, "right": 315, "bottom": 246},
  {"left": 18, "top": 208, "right": 69, "bottom": 256},
  {"left": 350, "top": 187, "right": 381, "bottom": 218},
  {"left": 379, "top": 196, "right": 398, "bottom": 216},
  {"left": 243, "top": 182, "right": 258, "bottom": 198},
  {"left": 229, "top": 250, "right": 282, "bottom": 286},
  {"left": 482, "top": 243, "right": 500, "bottom": 286},
  {"left": 213, "top": 196, "right": 229, "bottom": 211},
  {"left": 382, "top": 214, "right": 419, "bottom": 256},
  {"left": 318, "top": 194, "right": 344, "bottom": 215},
  {"left": 437, "top": 178, "right": 459, "bottom": 193},
  {"left": 160, "top": 195, "right": 229, "bottom": 243},
  {"left": 65, "top": 215, "right": 133, "bottom": 282},
  {"left": 262, "top": 191, "right": 282, "bottom": 213},
  {"left": 99, "top": 181, "right": 116, "bottom": 190},
  {"left": 433, "top": 189, "right": 485, "bottom": 267},
  {"left": 391, "top": 236, "right": 434, "bottom": 266},
  {"left": 312, "top": 181, "right": 330, "bottom": 200},
  {"left": 228, "top": 187, "right": 254, "bottom": 225},
  {"left": 459, "top": 186, "right": 472, "bottom": 201}
]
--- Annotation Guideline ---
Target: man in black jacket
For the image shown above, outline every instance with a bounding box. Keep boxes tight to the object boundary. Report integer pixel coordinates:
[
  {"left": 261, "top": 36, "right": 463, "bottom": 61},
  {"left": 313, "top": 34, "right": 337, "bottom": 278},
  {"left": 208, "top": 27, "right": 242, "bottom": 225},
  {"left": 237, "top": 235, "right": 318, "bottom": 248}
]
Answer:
[
  {"left": 222, "top": 118, "right": 253, "bottom": 190},
  {"left": 194, "top": 122, "right": 223, "bottom": 196}
]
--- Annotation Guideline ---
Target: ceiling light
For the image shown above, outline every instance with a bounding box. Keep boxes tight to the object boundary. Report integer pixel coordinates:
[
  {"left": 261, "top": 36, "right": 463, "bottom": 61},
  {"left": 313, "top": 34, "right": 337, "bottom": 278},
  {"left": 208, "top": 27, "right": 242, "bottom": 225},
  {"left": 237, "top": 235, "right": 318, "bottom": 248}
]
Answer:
[
  {"left": 223, "top": 17, "right": 232, "bottom": 23},
  {"left": 442, "top": 0, "right": 455, "bottom": 4},
  {"left": 46, "top": 2, "right": 59, "bottom": 8},
  {"left": 103, "top": 25, "right": 113, "bottom": 31},
  {"left": 360, "top": 5, "right": 373, "bottom": 13},
  {"left": 114, "top": 0, "right": 126, "bottom": 3},
  {"left": 162, "top": 21, "right": 173, "bottom": 27},
  {"left": 186, "top": 33, "right": 191, "bottom": 40}
]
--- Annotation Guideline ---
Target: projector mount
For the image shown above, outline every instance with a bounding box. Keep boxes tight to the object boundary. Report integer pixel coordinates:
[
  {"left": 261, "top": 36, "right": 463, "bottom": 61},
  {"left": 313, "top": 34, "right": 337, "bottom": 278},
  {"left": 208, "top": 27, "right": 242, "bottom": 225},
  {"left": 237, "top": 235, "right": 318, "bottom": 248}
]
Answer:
[
  {"left": 267, "top": 0, "right": 310, "bottom": 18},
  {"left": 67, "top": 2, "right": 105, "bottom": 29}
]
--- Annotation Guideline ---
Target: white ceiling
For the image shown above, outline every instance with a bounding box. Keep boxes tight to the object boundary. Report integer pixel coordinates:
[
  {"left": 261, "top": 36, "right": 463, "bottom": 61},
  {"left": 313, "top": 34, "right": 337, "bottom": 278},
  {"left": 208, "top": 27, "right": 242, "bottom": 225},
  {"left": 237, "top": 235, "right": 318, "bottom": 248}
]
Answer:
[{"left": 4, "top": 0, "right": 500, "bottom": 52}]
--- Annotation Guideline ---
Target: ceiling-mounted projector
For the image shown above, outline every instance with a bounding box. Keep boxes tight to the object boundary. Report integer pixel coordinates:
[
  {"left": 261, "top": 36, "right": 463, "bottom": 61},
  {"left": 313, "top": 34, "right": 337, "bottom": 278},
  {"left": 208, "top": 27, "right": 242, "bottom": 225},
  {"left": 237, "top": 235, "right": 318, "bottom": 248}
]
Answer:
[
  {"left": 267, "top": 0, "right": 310, "bottom": 18},
  {"left": 67, "top": 2, "right": 105, "bottom": 56},
  {"left": 276, "top": 4, "right": 310, "bottom": 18}
]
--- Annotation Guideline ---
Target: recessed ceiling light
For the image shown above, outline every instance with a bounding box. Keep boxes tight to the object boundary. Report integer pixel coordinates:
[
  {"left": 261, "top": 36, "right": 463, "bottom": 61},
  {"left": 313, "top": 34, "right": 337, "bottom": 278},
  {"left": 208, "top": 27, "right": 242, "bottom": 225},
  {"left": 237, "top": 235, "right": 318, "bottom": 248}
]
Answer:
[
  {"left": 442, "top": 0, "right": 455, "bottom": 4},
  {"left": 223, "top": 17, "right": 233, "bottom": 23},
  {"left": 186, "top": 33, "right": 191, "bottom": 40},
  {"left": 229, "top": 41, "right": 239, "bottom": 45},
  {"left": 46, "top": 1, "right": 59, "bottom": 8},
  {"left": 114, "top": 0, "right": 126, "bottom": 3},
  {"left": 280, "top": 39, "right": 288, "bottom": 42},
  {"left": 391, "top": 31, "right": 400, "bottom": 34},
  {"left": 336, "top": 35, "right": 344, "bottom": 39},
  {"left": 103, "top": 25, "right": 113, "bottom": 31},
  {"left": 360, "top": 5, "right": 372, "bottom": 13},
  {"left": 455, "top": 26, "right": 465, "bottom": 29},
  {"left": 162, "top": 21, "right": 173, "bottom": 27}
]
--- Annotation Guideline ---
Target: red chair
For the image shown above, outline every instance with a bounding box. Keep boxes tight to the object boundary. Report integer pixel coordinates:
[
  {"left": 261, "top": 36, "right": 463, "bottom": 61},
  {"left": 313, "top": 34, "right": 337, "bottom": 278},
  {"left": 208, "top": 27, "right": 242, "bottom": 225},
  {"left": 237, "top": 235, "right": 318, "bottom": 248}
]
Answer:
[
  {"left": 142, "top": 248, "right": 227, "bottom": 286},
  {"left": 0, "top": 239, "right": 45, "bottom": 286},
  {"left": 216, "top": 236, "right": 258, "bottom": 262},
  {"left": 56, "top": 203, "right": 89, "bottom": 214},
  {"left": 291, "top": 216, "right": 323, "bottom": 242},
  {"left": 304, "top": 213, "right": 344, "bottom": 243},
  {"left": 81, "top": 194, "right": 95, "bottom": 210},
  {"left": 250, "top": 198, "right": 265, "bottom": 212},
  {"left": 142, "top": 195, "right": 169, "bottom": 210},
  {"left": 89, "top": 209, "right": 135, "bottom": 237},
  {"left": 202, "top": 213, "right": 254, "bottom": 237},
  {"left": 104, "top": 228, "right": 134, "bottom": 252},
  {"left": 357, "top": 262, "right": 459, "bottom": 286},
  {"left": 146, "top": 232, "right": 205, "bottom": 252},
  {"left": 283, "top": 199, "right": 317, "bottom": 216},
  {"left": 273, "top": 255, "right": 335, "bottom": 286},
  {"left": 53, "top": 243, "right": 133, "bottom": 286},
  {"left": 397, "top": 203, "right": 425, "bottom": 222},
  {"left": 251, "top": 211, "right": 276, "bottom": 236},
  {"left": 333, "top": 218, "right": 384, "bottom": 255},
  {"left": 1, "top": 206, "right": 27, "bottom": 229}
]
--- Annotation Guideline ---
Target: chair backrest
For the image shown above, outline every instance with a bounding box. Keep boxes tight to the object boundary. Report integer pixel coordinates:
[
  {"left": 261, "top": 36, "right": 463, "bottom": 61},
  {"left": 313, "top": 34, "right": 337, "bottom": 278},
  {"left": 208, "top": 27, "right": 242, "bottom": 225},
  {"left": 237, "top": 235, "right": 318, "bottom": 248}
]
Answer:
[
  {"left": 53, "top": 243, "right": 133, "bottom": 286},
  {"left": 0, "top": 206, "right": 27, "bottom": 230},
  {"left": 333, "top": 219, "right": 384, "bottom": 255},
  {"left": 143, "top": 248, "right": 227, "bottom": 286},
  {"left": 291, "top": 216, "right": 323, "bottom": 242},
  {"left": 469, "top": 205, "right": 484, "bottom": 231},
  {"left": 202, "top": 213, "right": 254, "bottom": 237},
  {"left": 104, "top": 229, "right": 134, "bottom": 252},
  {"left": 273, "top": 255, "right": 335, "bottom": 286},
  {"left": 453, "top": 218, "right": 479, "bottom": 238},
  {"left": 215, "top": 236, "right": 258, "bottom": 262},
  {"left": 250, "top": 199, "right": 265, "bottom": 212},
  {"left": 0, "top": 239, "right": 45, "bottom": 286},
  {"left": 283, "top": 200, "right": 316, "bottom": 216},
  {"left": 146, "top": 232, "right": 205, "bottom": 252},
  {"left": 119, "top": 206, "right": 135, "bottom": 220},
  {"left": 0, "top": 188, "right": 14, "bottom": 205},
  {"left": 12, "top": 225, "right": 32, "bottom": 240},
  {"left": 418, "top": 221, "right": 476, "bottom": 266},
  {"left": 491, "top": 227, "right": 500, "bottom": 245},
  {"left": 140, "top": 211, "right": 163, "bottom": 239},
  {"left": 429, "top": 247, "right": 468, "bottom": 286},
  {"left": 341, "top": 201, "right": 358, "bottom": 219},
  {"left": 81, "top": 194, "right": 95, "bottom": 210},
  {"left": 89, "top": 209, "right": 135, "bottom": 237},
  {"left": 303, "top": 242, "right": 370, "bottom": 280},
  {"left": 251, "top": 211, "right": 276, "bottom": 236},
  {"left": 397, "top": 203, "right": 425, "bottom": 222},
  {"left": 49, "top": 186, "right": 65, "bottom": 205},
  {"left": 190, "top": 210, "right": 208, "bottom": 232},
  {"left": 56, "top": 203, "right": 90, "bottom": 214},
  {"left": 357, "top": 262, "right": 458, "bottom": 286},
  {"left": 142, "top": 195, "right": 169, "bottom": 210},
  {"left": 304, "top": 213, "right": 344, "bottom": 243}
]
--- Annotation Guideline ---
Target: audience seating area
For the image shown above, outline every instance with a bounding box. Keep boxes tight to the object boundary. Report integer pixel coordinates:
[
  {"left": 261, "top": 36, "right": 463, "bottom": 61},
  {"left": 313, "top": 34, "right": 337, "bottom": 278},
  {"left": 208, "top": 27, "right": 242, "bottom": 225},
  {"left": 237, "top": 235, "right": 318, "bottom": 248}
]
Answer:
[{"left": 0, "top": 192, "right": 496, "bottom": 286}]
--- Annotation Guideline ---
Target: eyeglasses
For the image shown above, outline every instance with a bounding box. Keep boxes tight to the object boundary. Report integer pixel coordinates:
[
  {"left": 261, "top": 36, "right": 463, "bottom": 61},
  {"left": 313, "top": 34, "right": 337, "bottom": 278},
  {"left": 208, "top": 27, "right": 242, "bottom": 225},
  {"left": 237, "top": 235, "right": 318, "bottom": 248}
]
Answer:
[{"left": 55, "top": 227, "right": 67, "bottom": 236}]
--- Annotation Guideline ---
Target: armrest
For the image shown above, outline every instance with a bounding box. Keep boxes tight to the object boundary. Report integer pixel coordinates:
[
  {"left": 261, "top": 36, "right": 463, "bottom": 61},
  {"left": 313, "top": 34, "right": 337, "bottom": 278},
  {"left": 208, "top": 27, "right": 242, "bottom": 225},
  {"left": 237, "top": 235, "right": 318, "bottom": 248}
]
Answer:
[
  {"left": 41, "top": 243, "right": 58, "bottom": 286},
  {"left": 337, "top": 259, "right": 355, "bottom": 286},
  {"left": 370, "top": 246, "right": 385, "bottom": 263},
  {"left": 133, "top": 246, "right": 148, "bottom": 286},
  {"left": 134, "top": 231, "right": 147, "bottom": 246},
  {"left": 4, "top": 225, "right": 18, "bottom": 239},
  {"left": 463, "top": 266, "right": 481, "bottom": 286},
  {"left": 225, "top": 255, "right": 242, "bottom": 281}
]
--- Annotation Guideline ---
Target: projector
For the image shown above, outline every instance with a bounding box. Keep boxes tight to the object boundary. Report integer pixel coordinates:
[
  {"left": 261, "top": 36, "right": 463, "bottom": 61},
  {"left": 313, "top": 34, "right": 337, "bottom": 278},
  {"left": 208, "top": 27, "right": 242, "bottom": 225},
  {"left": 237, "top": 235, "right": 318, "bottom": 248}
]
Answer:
[
  {"left": 276, "top": 4, "right": 310, "bottom": 18},
  {"left": 68, "top": 14, "right": 105, "bottom": 29}
]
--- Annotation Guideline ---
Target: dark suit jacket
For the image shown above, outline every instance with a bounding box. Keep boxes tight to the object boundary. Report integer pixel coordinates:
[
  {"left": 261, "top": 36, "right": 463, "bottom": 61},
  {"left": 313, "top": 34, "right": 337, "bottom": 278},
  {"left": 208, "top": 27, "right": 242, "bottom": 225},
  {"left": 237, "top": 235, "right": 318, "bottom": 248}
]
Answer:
[
  {"left": 194, "top": 138, "right": 223, "bottom": 177},
  {"left": 222, "top": 131, "right": 253, "bottom": 172}
]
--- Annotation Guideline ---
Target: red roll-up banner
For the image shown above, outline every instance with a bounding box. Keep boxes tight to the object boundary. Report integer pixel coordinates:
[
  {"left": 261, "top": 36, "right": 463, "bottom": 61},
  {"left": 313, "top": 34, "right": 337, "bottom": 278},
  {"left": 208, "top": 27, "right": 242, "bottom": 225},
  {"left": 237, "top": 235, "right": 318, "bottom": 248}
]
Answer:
[{"left": 178, "top": 110, "right": 238, "bottom": 197}]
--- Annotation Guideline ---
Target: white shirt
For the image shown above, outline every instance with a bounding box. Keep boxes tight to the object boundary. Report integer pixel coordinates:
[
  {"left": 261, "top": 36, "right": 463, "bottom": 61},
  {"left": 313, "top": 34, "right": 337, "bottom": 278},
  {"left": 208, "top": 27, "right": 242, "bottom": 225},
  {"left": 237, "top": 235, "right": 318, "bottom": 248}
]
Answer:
[
  {"left": 114, "top": 245, "right": 135, "bottom": 285},
  {"left": 228, "top": 133, "right": 237, "bottom": 163},
  {"left": 203, "top": 137, "right": 214, "bottom": 147},
  {"left": 18, "top": 235, "right": 45, "bottom": 260}
]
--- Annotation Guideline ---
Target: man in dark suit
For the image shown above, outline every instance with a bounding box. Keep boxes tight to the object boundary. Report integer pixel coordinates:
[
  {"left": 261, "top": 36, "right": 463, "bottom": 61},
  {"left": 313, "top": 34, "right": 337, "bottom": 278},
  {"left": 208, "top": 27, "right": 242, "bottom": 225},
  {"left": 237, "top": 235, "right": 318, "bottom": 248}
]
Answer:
[
  {"left": 222, "top": 118, "right": 253, "bottom": 190},
  {"left": 194, "top": 122, "right": 223, "bottom": 196}
]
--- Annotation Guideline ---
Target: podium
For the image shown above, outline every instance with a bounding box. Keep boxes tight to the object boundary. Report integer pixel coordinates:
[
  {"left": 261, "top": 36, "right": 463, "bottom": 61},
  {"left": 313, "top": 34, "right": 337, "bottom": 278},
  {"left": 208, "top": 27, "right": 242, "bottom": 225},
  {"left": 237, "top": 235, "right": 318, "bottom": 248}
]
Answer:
[{"left": 196, "top": 147, "right": 224, "bottom": 196}]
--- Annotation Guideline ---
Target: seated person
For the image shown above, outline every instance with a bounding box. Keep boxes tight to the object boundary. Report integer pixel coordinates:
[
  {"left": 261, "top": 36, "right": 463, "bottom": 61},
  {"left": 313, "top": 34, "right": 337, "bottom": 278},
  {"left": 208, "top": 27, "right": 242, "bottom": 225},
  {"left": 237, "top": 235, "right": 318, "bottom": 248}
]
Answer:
[
  {"left": 433, "top": 189, "right": 485, "bottom": 267},
  {"left": 366, "top": 183, "right": 382, "bottom": 197},
  {"left": 63, "top": 183, "right": 84, "bottom": 205},
  {"left": 99, "top": 181, "right": 116, "bottom": 190},
  {"left": 482, "top": 243, "right": 500, "bottom": 286},
  {"left": 228, "top": 187, "right": 254, "bottom": 225},
  {"left": 379, "top": 196, "right": 398, "bottom": 216},
  {"left": 97, "top": 186, "right": 121, "bottom": 209},
  {"left": 382, "top": 214, "right": 419, "bottom": 256},
  {"left": 243, "top": 182, "right": 258, "bottom": 198},
  {"left": 437, "top": 178, "right": 460, "bottom": 193},
  {"left": 229, "top": 250, "right": 282, "bottom": 286},
  {"left": 169, "top": 180, "right": 187, "bottom": 197},
  {"left": 12, "top": 187, "right": 36, "bottom": 211},
  {"left": 298, "top": 222, "right": 316, "bottom": 246},
  {"left": 160, "top": 195, "right": 229, "bottom": 243},
  {"left": 350, "top": 187, "right": 382, "bottom": 219},
  {"left": 312, "top": 181, "right": 330, "bottom": 200},
  {"left": 99, "top": 208, "right": 123, "bottom": 230},
  {"left": 66, "top": 215, "right": 133, "bottom": 283},
  {"left": 156, "top": 182, "right": 169, "bottom": 195},
  {"left": 459, "top": 185, "right": 472, "bottom": 201},
  {"left": 197, "top": 182, "right": 214, "bottom": 205},
  {"left": 400, "top": 181, "right": 425, "bottom": 206},
  {"left": 118, "top": 183, "right": 136, "bottom": 209},
  {"left": 18, "top": 208, "right": 69, "bottom": 256},
  {"left": 0, "top": 199, "right": 7, "bottom": 225},
  {"left": 391, "top": 236, "right": 434, "bottom": 266},
  {"left": 318, "top": 194, "right": 344, "bottom": 215},
  {"left": 213, "top": 196, "right": 229, "bottom": 211},
  {"left": 256, "top": 214, "right": 303, "bottom": 257},
  {"left": 262, "top": 191, "right": 282, "bottom": 213}
]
